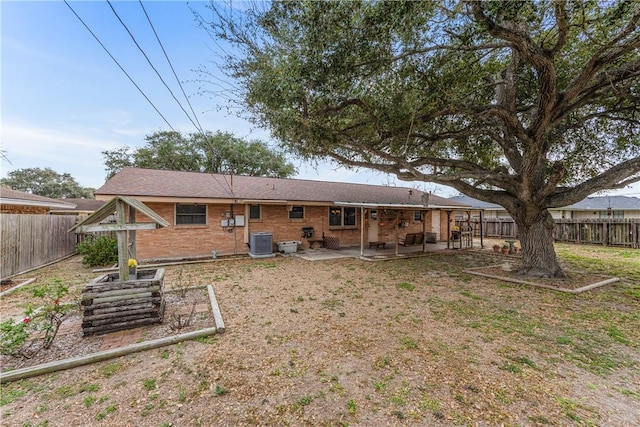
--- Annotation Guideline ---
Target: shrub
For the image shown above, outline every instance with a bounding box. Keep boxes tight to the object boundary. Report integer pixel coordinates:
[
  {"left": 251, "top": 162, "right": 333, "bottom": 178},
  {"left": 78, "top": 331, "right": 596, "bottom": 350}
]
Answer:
[
  {"left": 77, "top": 235, "right": 118, "bottom": 266},
  {"left": 0, "top": 278, "right": 73, "bottom": 358}
]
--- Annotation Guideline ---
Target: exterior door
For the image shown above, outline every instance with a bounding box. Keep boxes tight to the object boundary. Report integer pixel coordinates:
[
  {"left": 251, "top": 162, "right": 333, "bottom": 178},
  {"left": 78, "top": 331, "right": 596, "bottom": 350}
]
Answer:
[{"left": 368, "top": 210, "right": 379, "bottom": 242}]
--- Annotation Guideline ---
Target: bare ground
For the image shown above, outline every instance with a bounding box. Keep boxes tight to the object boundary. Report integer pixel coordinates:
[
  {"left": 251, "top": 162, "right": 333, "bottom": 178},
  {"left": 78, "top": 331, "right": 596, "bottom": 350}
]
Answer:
[{"left": 1, "top": 244, "right": 639, "bottom": 427}]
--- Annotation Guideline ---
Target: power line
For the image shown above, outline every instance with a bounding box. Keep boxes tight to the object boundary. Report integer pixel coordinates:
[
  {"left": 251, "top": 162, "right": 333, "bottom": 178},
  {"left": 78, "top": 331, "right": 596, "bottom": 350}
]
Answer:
[
  {"left": 63, "top": 0, "right": 176, "bottom": 131},
  {"left": 138, "top": 0, "right": 204, "bottom": 134},
  {"left": 106, "top": 0, "right": 203, "bottom": 134}
]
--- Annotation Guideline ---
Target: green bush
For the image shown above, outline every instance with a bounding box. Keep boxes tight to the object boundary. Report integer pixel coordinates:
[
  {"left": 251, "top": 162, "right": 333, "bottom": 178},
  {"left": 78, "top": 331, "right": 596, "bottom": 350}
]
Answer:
[
  {"left": 77, "top": 235, "right": 118, "bottom": 266},
  {"left": 1, "top": 278, "right": 73, "bottom": 358}
]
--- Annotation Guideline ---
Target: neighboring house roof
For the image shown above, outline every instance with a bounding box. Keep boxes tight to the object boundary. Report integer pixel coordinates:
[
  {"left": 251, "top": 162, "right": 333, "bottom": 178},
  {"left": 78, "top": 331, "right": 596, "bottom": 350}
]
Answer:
[
  {"left": 563, "top": 196, "right": 640, "bottom": 211},
  {"left": 50, "top": 198, "right": 106, "bottom": 213},
  {"left": 448, "top": 194, "right": 504, "bottom": 210},
  {"left": 0, "top": 186, "right": 76, "bottom": 209},
  {"left": 95, "top": 167, "right": 469, "bottom": 209}
]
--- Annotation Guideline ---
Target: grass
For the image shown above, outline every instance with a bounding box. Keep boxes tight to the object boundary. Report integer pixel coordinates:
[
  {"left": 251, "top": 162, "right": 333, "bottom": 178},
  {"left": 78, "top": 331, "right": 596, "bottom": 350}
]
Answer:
[
  {"left": 1, "top": 245, "right": 638, "bottom": 426},
  {"left": 100, "top": 362, "right": 123, "bottom": 378},
  {"left": 143, "top": 378, "right": 156, "bottom": 391}
]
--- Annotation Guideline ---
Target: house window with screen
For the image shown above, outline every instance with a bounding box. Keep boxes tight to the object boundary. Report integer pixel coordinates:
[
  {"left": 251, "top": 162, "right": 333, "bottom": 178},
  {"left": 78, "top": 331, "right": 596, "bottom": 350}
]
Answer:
[
  {"left": 329, "top": 207, "right": 356, "bottom": 227},
  {"left": 289, "top": 205, "right": 304, "bottom": 219},
  {"left": 175, "top": 204, "right": 207, "bottom": 225},
  {"left": 249, "top": 204, "right": 261, "bottom": 220},
  {"left": 413, "top": 210, "right": 423, "bottom": 221}
]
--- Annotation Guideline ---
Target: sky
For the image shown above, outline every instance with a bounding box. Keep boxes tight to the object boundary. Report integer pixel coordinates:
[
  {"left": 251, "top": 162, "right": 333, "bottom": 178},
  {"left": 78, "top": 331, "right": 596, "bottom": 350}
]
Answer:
[{"left": 1, "top": 1, "right": 638, "bottom": 199}]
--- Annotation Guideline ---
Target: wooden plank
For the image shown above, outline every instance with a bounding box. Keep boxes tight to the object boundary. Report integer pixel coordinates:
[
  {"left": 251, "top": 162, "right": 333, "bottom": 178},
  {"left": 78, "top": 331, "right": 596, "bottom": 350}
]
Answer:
[
  {"left": 82, "top": 286, "right": 160, "bottom": 300},
  {"left": 83, "top": 311, "right": 162, "bottom": 327},
  {"left": 81, "top": 296, "right": 161, "bottom": 310},
  {"left": 83, "top": 306, "right": 158, "bottom": 321},
  {"left": 76, "top": 223, "right": 158, "bottom": 232},
  {"left": 81, "top": 293, "right": 160, "bottom": 307},
  {"left": 83, "top": 317, "right": 162, "bottom": 336},
  {"left": 85, "top": 278, "right": 162, "bottom": 291},
  {"left": 207, "top": 284, "right": 225, "bottom": 333},
  {"left": 90, "top": 302, "right": 154, "bottom": 316},
  {"left": 0, "top": 327, "right": 218, "bottom": 384}
]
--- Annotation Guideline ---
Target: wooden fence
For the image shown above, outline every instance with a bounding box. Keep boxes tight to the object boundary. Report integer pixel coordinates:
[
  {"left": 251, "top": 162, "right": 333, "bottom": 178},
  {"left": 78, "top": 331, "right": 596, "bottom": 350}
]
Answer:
[
  {"left": 460, "top": 218, "right": 639, "bottom": 248},
  {"left": 1, "top": 214, "right": 78, "bottom": 279},
  {"left": 553, "top": 219, "right": 639, "bottom": 248}
]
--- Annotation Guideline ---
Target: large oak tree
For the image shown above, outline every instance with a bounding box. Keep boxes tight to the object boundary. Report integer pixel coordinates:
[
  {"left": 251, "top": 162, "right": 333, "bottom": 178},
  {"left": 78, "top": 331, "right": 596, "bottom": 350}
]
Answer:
[{"left": 200, "top": 0, "right": 640, "bottom": 278}]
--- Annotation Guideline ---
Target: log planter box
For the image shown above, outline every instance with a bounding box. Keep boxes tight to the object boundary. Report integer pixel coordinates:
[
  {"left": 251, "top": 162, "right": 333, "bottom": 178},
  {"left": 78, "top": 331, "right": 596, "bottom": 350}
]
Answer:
[{"left": 81, "top": 268, "right": 166, "bottom": 336}]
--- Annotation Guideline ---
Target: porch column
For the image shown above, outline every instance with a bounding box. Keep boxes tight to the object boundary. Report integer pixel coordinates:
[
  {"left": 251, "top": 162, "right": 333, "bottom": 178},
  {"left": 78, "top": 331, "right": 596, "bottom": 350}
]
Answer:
[
  {"left": 395, "top": 210, "right": 399, "bottom": 256},
  {"left": 422, "top": 210, "right": 426, "bottom": 253},
  {"left": 479, "top": 210, "right": 484, "bottom": 248},
  {"left": 360, "top": 206, "right": 365, "bottom": 257},
  {"left": 446, "top": 210, "right": 452, "bottom": 249}
]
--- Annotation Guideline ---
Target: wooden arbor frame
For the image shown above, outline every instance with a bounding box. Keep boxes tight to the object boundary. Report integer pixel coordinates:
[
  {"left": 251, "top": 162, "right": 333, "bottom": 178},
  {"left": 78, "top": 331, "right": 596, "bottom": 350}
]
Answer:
[{"left": 70, "top": 196, "right": 169, "bottom": 280}]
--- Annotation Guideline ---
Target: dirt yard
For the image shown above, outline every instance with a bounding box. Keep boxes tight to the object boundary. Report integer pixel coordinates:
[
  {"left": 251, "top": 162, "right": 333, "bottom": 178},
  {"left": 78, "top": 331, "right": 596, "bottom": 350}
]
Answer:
[{"left": 1, "top": 244, "right": 639, "bottom": 426}]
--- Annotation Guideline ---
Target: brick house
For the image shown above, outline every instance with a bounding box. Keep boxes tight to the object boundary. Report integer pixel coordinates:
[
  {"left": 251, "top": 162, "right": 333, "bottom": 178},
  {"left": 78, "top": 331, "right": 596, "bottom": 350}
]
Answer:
[
  {"left": 0, "top": 186, "right": 76, "bottom": 214},
  {"left": 93, "top": 167, "right": 468, "bottom": 260}
]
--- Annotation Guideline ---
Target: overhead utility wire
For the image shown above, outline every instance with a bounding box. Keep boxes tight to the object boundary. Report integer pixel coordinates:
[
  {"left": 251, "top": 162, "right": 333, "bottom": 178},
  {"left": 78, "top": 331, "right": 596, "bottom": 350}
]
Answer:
[
  {"left": 63, "top": 0, "right": 175, "bottom": 131},
  {"left": 136, "top": 1, "right": 234, "bottom": 194},
  {"left": 138, "top": 0, "right": 204, "bottom": 134},
  {"left": 106, "top": 0, "right": 203, "bottom": 134}
]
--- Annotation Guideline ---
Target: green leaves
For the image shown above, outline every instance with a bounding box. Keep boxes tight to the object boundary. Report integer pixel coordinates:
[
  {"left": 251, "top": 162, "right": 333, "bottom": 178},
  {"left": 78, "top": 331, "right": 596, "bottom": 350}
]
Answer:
[
  {"left": 102, "top": 130, "right": 296, "bottom": 179},
  {"left": 0, "top": 167, "right": 93, "bottom": 199}
]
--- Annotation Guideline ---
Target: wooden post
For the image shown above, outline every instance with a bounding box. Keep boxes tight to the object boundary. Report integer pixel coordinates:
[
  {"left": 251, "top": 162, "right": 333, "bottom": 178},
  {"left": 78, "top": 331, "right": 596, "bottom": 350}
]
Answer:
[
  {"left": 128, "top": 205, "right": 136, "bottom": 260},
  {"left": 116, "top": 199, "right": 129, "bottom": 281},
  {"left": 207, "top": 285, "right": 225, "bottom": 333}
]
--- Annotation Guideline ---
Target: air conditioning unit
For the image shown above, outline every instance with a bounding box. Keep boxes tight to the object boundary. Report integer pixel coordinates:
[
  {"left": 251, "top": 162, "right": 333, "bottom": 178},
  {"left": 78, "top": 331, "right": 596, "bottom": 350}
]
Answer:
[{"left": 249, "top": 232, "right": 275, "bottom": 258}]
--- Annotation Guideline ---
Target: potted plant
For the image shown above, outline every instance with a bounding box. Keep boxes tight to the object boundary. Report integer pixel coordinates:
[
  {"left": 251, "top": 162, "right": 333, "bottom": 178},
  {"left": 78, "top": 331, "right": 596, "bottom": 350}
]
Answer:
[
  {"left": 492, "top": 244, "right": 501, "bottom": 253},
  {"left": 501, "top": 244, "right": 510, "bottom": 254}
]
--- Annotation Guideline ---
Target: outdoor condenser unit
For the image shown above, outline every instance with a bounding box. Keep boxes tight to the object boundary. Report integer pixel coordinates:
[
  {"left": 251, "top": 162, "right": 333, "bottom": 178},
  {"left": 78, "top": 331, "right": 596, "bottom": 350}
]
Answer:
[{"left": 249, "top": 232, "right": 275, "bottom": 258}]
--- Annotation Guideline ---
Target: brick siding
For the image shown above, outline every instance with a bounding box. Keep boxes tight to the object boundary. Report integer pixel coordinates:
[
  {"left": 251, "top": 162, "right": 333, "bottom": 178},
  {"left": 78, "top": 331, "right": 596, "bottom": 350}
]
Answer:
[{"left": 132, "top": 202, "right": 446, "bottom": 260}]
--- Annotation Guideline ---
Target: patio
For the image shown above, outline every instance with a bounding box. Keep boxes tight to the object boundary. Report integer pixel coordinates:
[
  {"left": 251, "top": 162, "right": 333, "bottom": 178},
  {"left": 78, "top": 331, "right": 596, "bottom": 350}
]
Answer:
[{"left": 292, "top": 241, "right": 459, "bottom": 261}]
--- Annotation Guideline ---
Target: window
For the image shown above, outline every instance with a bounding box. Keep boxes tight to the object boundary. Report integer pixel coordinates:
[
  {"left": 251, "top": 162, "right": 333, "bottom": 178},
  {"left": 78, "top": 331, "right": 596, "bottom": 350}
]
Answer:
[
  {"left": 175, "top": 204, "right": 206, "bottom": 225},
  {"left": 599, "top": 210, "right": 623, "bottom": 219},
  {"left": 249, "top": 204, "right": 261, "bottom": 220},
  {"left": 329, "top": 207, "right": 356, "bottom": 227},
  {"left": 413, "top": 210, "right": 423, "bottom": 221},
  {"left": 289, "top": 205, "right": 304, "bottom": 219}
]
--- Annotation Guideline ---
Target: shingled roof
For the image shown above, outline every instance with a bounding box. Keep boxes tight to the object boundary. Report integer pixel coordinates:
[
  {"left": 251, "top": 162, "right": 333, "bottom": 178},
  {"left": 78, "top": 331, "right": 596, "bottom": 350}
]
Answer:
[
  {"left": 96, "top": 167, "right": 466, "bottom": 208},
  {"left": 0, "top": 186, "right": 76, "bottom": 209}
]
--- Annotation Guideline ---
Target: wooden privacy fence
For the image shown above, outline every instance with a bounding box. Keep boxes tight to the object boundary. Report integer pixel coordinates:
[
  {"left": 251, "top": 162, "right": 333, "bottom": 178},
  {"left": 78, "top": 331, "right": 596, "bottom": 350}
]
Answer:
[
  {"left": 460, "top": 218, "right": 639, "bottom": 248},
  {"left": 553, "top": 219, "right": 639, "bottom": 248},
  {"left": 1, "top": 214, "right": 78, "bottom": 279}
]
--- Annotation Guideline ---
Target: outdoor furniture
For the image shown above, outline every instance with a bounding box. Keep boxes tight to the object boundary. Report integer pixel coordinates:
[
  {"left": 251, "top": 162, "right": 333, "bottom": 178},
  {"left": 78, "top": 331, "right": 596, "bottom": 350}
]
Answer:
[
  {"left": 368, "top": 241, "right": 386, "bottom": 250},
  {"left": 308, "top": 238, "right": 325, "bottom": 249},
  {"left": 399, "top": 233, "right": 425, "bottom": 246}
]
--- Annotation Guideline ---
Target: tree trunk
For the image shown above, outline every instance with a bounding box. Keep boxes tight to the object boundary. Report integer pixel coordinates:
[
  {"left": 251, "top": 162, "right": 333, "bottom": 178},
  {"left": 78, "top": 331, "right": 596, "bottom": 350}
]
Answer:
[{"left": 515, "top": 209, "right": 567, "bottom": 279}]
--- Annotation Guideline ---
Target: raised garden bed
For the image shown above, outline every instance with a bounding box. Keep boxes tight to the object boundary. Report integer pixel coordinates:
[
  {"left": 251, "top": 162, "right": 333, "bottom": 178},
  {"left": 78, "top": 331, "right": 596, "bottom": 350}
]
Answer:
[{"left": 81, "top": 268, "right": 166, "bottom": 336}]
